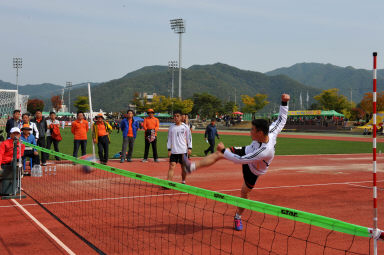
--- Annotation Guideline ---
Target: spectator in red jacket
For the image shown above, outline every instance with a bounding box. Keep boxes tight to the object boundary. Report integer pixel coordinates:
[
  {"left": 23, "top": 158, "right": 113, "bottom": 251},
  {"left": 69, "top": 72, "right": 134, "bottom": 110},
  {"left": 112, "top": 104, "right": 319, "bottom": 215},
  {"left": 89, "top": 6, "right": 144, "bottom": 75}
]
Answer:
[{"left": 0, "top": 127, "right": 25, "bottom": 166}]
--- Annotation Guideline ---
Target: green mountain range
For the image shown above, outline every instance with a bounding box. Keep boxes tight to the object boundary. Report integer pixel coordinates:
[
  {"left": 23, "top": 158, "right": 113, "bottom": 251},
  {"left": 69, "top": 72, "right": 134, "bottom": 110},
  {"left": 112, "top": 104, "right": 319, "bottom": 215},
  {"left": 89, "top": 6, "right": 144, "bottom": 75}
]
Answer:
[
  {"left": 62, "top": 63, "right": 321, "bottom": 112},
  {"left": 0, "top": 80, "right": 63, "bottom": 99},
  {"left": 266, "top": 63, "right": 384, "bottom": 102},
  {"left": 1, "top": 62, "right": 380, "bottom": 113}
]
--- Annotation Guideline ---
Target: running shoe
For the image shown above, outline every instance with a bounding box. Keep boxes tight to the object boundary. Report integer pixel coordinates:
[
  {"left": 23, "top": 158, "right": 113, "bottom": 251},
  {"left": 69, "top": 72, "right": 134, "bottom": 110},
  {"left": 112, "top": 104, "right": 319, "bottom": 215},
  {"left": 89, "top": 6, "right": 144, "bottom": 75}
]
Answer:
[{"left": 234, "top": 217, "right": 243, "bottom": 231}]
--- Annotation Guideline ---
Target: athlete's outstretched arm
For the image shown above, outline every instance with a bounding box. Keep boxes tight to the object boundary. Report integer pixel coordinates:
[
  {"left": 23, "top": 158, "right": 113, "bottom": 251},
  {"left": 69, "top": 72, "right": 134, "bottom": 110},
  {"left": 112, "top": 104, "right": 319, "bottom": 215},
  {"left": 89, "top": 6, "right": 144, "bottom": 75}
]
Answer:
[{"left": 269, "top": 94, "right": 290, "bottom": 135}]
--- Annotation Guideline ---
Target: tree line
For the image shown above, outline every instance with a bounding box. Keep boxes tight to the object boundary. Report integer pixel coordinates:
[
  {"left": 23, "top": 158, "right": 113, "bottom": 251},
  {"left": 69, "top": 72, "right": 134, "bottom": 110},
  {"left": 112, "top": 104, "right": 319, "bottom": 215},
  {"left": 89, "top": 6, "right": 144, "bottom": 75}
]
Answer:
[{"left": 26, "top": 88, "right": 382, "bottom": 121}]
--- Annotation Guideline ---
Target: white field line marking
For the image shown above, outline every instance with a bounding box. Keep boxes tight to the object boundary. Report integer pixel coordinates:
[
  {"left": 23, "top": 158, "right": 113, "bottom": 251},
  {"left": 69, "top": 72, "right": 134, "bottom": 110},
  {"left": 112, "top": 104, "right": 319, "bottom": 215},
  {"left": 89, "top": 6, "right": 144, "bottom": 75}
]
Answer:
[
  {"left": 347, "top": 183, "right": 384, "bottom": 190},
  {"left": 1, "top": 180, "right": 382, "bottom": 209},
  {"left": 10, "top": 199, "right": 75, "bottom": 255}
]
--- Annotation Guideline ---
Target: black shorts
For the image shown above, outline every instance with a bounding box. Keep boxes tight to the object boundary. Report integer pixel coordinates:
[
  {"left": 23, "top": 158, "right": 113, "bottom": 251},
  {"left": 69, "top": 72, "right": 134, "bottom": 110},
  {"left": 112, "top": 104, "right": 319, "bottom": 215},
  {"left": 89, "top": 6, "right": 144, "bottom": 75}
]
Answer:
[
  {"left": 230, "top": 146, "right": 259, "bottom": 189},
  {"left": 242, "top": 164, "right": 259, "bottom": 189},
  {"left": 169, "top": 153, "right": 186, "bottom": 164}
]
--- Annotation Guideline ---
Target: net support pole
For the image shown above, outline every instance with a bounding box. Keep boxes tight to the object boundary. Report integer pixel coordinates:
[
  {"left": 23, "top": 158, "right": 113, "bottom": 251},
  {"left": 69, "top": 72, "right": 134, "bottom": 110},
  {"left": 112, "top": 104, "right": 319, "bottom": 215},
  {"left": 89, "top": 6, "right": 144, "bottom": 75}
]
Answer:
[
  {"left": 87, "top": 83, "right": 96, "bottom": 159},
  {"left": 372, "top": 52, "right": 378, "bottom": 255}
]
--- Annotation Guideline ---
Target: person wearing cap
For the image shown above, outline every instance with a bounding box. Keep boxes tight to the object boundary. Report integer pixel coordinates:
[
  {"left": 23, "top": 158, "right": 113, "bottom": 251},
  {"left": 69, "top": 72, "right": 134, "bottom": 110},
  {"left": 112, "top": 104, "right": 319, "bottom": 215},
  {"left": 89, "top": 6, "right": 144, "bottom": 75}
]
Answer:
[
  {"left": 142, "top": 109, "right": 159, "bottom": 162},
  {"left": 92, "top": 113, "right": 112, "bottom": 165},
  {"left": 31, "top": 110, "right": 48, "bottom": 166},
  {"left": 5, "top": 110, "right": 21, "bottom": 138},
  {"left": 0, "top": 127, "right": 25, "bottom": 167},
  {"left": 20, "top": 124, "right": 40, "bottom": 167},
  {"left": 46, "top": 112, "right": 61, "bottom": 161},
  {"left": 71, "top": 111, "right": 89, "bottom": 158},
  {"left": 21, "top": 113, "right": 39, "bottom": 141},
  {"left": 120, "top": 110, "right": 140, "bottom": 163}
]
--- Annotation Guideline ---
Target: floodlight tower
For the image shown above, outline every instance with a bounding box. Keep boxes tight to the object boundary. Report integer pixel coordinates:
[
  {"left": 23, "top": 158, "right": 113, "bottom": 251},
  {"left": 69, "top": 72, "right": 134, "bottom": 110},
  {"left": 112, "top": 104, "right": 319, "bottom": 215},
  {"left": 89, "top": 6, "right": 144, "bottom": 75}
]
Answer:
[
  {"left": 66, "top": 81, "right": 72, "bottom": 113},
  {"left": 13, "top": 58, "right": 22, "bottom": 109},
  {"left": 170, "top": 18, "right": 185, "bottom": 99},
  {"left": 168, "top": 61, "right": 178, "bottom": 99}
]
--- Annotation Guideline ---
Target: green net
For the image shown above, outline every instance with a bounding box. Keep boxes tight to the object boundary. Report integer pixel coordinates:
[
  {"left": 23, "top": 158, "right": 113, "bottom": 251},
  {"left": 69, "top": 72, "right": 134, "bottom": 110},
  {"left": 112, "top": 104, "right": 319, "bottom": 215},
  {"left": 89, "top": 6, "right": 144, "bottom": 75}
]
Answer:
[{"left": 19, "top": 141, "right": 379, "bottom": 254}]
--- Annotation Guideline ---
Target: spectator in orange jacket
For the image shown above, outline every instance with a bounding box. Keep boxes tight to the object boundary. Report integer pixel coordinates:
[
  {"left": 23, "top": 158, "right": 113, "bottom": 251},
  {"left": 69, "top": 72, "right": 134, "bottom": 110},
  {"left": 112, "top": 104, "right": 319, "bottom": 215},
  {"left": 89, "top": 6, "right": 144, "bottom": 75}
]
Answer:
[
  {"left": 142, "top": 109, "right": 159, "bottom": 162},
  {"left": 71, "top": 111, "right": 89, "bottom": 158}
]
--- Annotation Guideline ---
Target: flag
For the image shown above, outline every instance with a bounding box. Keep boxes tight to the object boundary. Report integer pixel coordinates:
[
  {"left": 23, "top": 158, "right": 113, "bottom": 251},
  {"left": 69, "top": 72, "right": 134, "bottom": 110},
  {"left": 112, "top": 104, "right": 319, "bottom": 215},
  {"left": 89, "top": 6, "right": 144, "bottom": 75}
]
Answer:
[{"left": 306, "top": 91, "right": 309, "bottom": 102}]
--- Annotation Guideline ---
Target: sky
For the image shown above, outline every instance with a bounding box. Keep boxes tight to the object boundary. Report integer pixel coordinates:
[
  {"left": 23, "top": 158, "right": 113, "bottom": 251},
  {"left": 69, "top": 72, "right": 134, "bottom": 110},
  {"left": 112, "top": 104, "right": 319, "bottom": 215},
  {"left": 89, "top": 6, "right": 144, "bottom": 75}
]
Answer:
[{"left": 1, "top": 0, "right": 383, "bottom": 86}]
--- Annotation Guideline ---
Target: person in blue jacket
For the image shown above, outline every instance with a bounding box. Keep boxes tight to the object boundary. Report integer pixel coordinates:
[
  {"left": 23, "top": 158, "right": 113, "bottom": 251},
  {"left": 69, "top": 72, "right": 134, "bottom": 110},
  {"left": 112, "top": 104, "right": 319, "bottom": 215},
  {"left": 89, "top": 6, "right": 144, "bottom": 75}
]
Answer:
[
  {"left": 20, "top": 124, "right": 40, "bottom": 167},
  {"left": 120, "top": 110, "right": 140, "bottom": 162},
  {"left": 204, "top": 119, "right": 220, "bottom": 155}
]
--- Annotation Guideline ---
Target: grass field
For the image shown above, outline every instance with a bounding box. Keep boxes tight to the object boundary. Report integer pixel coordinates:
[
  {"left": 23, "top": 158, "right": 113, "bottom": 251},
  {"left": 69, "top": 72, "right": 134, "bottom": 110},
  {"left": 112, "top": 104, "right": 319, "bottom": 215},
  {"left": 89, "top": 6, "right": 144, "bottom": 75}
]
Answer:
[{"left": 44, "top": 127, "right": 384, "bottom": 160}]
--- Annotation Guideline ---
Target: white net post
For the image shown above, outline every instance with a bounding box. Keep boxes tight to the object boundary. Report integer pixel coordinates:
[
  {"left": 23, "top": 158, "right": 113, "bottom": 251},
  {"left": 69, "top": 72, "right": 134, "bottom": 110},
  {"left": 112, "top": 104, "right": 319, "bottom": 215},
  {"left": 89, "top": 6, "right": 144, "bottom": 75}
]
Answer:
[
  {"left": 18, "top": 94, "right": 29, "bottom": 114},
  {"left": 87, "top": 83, "right": 96, "bottom": 159}
]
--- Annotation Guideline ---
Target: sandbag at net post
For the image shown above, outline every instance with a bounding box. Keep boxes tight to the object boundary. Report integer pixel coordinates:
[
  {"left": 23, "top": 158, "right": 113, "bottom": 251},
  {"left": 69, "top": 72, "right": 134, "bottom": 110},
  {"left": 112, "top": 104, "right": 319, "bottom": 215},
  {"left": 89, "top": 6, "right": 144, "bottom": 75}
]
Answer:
[{"left": 18, "top": 141, "right": 384, "bottom": 254}]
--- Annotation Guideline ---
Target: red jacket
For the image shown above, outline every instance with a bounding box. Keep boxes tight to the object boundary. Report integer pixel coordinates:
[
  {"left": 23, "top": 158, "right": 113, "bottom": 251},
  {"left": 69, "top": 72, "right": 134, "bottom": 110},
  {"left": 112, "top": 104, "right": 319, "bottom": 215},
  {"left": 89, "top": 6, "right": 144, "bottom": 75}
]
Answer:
[{"left": 0, "top": 139, "right": 25, "bottom": 165}]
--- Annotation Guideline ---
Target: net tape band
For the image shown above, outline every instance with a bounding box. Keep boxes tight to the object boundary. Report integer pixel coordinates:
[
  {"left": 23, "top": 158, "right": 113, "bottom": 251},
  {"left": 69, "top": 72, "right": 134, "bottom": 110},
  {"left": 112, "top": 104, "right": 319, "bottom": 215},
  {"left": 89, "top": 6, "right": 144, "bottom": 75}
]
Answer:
[{"left": 22, "top": 141, "right": 375, "bottom": 238}]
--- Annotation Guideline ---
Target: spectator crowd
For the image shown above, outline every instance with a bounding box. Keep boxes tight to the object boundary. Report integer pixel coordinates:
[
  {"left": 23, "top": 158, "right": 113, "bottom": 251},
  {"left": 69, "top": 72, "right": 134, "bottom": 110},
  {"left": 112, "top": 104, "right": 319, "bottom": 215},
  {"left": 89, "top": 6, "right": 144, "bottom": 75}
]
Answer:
[{"left": 0, "top": 109, "right": 217, "bottom": 183}]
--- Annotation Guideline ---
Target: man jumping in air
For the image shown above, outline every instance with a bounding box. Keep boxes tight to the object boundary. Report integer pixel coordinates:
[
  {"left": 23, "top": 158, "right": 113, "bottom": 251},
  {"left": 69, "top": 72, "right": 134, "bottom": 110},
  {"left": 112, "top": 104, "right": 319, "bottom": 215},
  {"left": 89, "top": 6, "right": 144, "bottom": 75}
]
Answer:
[{"left": 183, "top": 94, "right": 290, "bottom": 231}]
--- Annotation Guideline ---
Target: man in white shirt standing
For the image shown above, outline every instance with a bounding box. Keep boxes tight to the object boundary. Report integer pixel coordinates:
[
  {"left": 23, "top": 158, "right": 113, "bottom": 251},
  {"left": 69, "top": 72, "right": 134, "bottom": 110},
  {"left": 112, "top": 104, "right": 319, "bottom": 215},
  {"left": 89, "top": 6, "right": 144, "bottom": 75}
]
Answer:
[
  {"left": 166, "top": 110, "right": 192, "bottom": 186},
  {"left": 183, "top": 94, "right": 290, "bottom": 231}
]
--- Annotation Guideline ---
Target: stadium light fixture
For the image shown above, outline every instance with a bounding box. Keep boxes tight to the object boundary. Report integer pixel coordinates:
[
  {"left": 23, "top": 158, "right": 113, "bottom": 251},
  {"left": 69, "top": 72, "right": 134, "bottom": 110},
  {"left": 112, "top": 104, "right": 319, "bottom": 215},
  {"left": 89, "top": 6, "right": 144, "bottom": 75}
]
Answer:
[
  {"left": 66, "top": 81, "right": 72, "bottom": 113},
  {"left": 168, "top": 61, "right": 178, "bottom": 99},
  {"left": 170, "top": 18, "right": 185, "bottom": 99},
  {"left": 13, "top": 58, "right": 22, "bottom": 110}
]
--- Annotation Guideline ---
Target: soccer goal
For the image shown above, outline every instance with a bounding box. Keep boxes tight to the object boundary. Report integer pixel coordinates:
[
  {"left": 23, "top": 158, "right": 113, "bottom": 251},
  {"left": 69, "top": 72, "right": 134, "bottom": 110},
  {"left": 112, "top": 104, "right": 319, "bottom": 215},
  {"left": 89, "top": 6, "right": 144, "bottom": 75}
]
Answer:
[
  {"left": 0, "top": 89, "right": 29, "bottom": 140},
  {"left": 0, "top": 89, "right": 18, "bottom": 118}
]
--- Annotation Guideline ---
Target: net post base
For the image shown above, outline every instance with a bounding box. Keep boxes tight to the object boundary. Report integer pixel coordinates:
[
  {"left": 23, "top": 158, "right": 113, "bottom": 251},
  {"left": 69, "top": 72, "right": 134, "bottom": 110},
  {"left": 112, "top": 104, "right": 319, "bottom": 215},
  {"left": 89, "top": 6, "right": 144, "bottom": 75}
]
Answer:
[{"left": 1, "top": 194, "right": 26, "bottom": 200}]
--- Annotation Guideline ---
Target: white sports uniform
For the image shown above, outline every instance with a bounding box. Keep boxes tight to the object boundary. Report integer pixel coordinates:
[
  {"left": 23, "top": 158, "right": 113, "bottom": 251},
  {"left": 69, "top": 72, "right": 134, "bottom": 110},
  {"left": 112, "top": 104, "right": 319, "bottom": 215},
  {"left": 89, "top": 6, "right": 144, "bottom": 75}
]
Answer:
[
  {"left": 167, "top": 122, "right": 192, "bottom": 154},
  {"left": 223, "top": 104, "right": 288, "bottom": 176}
]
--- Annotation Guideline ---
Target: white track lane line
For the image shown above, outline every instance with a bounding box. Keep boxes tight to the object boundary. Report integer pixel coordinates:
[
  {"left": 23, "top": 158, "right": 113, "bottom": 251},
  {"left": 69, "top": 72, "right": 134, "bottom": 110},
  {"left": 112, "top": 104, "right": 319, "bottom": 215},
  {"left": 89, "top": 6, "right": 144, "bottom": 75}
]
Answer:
[{"left": 10, "top": 199, "right": 76, "bottom": 255}]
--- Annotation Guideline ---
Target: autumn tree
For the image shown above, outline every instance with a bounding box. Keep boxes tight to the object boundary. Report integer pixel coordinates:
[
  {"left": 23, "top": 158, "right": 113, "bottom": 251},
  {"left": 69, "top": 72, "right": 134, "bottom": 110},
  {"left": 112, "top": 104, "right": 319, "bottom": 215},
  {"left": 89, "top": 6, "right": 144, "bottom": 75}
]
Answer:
[
  {"left": 350, "top": 107, "right": 366, "bottom": 121},
  {"left": 51, "top": 95, "right": 62, "bottom": 112},
  {"left": 359, "top": 92, "right": 384, "bottom": 116},
  {"left": 313, "top": 89, "right": 350, "bottom": 112},
  {"left": 151, "top": 95, "right": 172, "bottom": 113},
  {"left": 173, "top": 98, "right": 193, "bottom": 114},
  {"left": 27, "top": 99, "right": 44, "bottom": 114},
  {"left": 73, "top": 96, "right": 90, "bottom": 112},
  {"left": 241, "top": 94, "right": 269, "bottom": 119}
]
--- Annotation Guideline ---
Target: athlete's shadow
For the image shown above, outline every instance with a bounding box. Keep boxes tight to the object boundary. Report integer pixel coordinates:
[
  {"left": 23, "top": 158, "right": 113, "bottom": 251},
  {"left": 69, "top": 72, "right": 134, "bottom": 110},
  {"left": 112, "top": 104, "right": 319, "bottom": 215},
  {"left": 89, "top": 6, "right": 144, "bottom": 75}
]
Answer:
[{"left": 115, "top": 223, "right": 231, "bottom": 235}]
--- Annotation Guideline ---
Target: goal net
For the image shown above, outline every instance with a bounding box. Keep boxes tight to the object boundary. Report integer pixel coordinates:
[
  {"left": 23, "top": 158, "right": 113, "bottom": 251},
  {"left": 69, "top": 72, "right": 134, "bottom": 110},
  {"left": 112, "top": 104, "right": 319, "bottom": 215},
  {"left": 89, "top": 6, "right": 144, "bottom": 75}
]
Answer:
[{"left": 0, "top": 89, "right": 29, "bottom": 140}]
